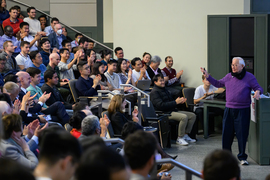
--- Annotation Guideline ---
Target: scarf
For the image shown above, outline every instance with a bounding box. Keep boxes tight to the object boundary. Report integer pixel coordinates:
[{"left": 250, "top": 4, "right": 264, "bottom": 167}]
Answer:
[{"left": 231, "top": 67, "right": 246, "bottom": 80}]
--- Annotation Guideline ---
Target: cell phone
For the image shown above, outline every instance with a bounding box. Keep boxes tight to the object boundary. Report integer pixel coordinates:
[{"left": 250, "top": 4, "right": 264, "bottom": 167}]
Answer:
[
  {"left": 44, "top": 115, "right": 52, "bottom": 121},
  {"left": 158, "top": 172, "right": 169, "bottom": 176}
]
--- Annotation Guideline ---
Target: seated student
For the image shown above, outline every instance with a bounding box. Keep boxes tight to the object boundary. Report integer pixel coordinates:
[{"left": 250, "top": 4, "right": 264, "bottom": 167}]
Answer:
[
  {"left": 2, "top": 6, "right": 23, "bottom": 36},
  {"left": 71, "top": 33, "right": 83, "bottom": 48},
  {"left": 108, "top": 94, "right": 139, "bottom": 135},
  {"left": 116, "top": 58, "right": 136, "bottom": 86},
  {"left": 0, "top": 26, "right": 20, "bottom": 54},
  {"left": 150, "top": 74, "right": 196, "bottom": 146},
  {"left": 4, "top": 81, "right": 20, "bottom": 102},
  {"left": 202, "top": 149, "right": 240, "bottom": 180},
  {"left": 13, "top": 5, "right": 24, "bottom": 20},
  {"left": 41, "top": 69, "right": 72, "bottom": 109},
  {"left": 0, "top": 54, "right": 7, "bottom": 86},
  {"left": 69, "top": 111, "right": 87, "bottom": 138},
  {"left": 86, "top": 49, "right": 96, "bottom": 70},
  {"left": 1, "top": 41, "right": 19, "bottom": 73},
  {"left": 34, "top": 129, "right": 82, "bottom": 180},
  {"left": 15, "top": 41, "right": 32, "bottom": 70},
  {"left": 62, "top": 39, "right": 80, "bottom": 69},
  {"left": 131, "top": 57, "right": 150, "bottom": 86},
  {"left": 29, "top": 51, "right": 46, "bottom": 87},
  {"left": 58, "top": 48, "right": 76, "bottom": 80},
  {"left": 62, "top": 27, "right": 73, "bottom": 42},
  {"left": 39, "top": 38, "right": 51, "bottom": 66},
  {"left": 44, "top": 17, "right": 59, "bottom": 36},
  {"left": 90, "top": 61, "right": 113, "bottom": 91},
  {"left": 141, "top": 52, "right": 151, "bottom": 69},
  {"left": 99, "top": 49, "right": 112, "bottom": 71},
  {"left": 0, "top": 1, "right": 9, "bottom": 25},
  {"left": 38, "top": 14, "right": 47, "bottom": 31},
  {"left": 87, "top": 39, "right": 95, "bottom": 50},
  {"left": 0, "top": 114, "right": 38, "bottom": 170}
]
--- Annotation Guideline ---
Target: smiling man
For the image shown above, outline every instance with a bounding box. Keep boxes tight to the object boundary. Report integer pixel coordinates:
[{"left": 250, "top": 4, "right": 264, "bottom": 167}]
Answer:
[{"left": 0, "top": 26, "right": 20, "bottom": 53}]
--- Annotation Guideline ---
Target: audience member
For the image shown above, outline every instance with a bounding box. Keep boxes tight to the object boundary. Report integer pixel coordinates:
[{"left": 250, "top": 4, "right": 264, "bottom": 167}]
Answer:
[
  {"left": 71, "top": 33, "right": 83, "bottom": 48},
  {"left": 202, "top": 149, "right": 240, "bottom": 180},
  {"left": 62, "top": 27, "right": 73, "bottom": 42},
  {"left": 1, "top": 41, "right": 19, "bottom": 72},
  {"left": 39, "top": 38, "right": 51, "bottom": 66},
  {"left": 86, "top": 49, "right": 96, "bottom": 69},
  {"left": 150, "top": 74, "right": 196, "bottom": 146},
  {"left": 114, "top": 46, "right": 124, "bottom": 60},
  {"left": 146, "top": 55, "right": 163, "bottom": 86},
  {"left": 29, "top": 50, "right": 46, "bottom": 87},
  {"left": 4, "top": 81, "right": 20, "bottom": 104},
  {"left": 0, "top": 0, "right": 9, "bottom": 25},
  {"left": 100, "top": 49, "right": 112, "bottom": 71},
  {"left": 19, "top": 22, "right": 41, "bottom": 52},
  {"left": 48, "top": 23, "right": 66, "bottom": 50},
  {"left": 0, "top": 100, "right": 12, "bottom": 116},
  {"left": 23, "top": 7, "right": 46, "bottom": 36},
  {"left": 0, "top": 25, "right": 20, "bottom": 53},
  {"left": 2, "top": 6, "right": 23, "bottom": 36},
  {"left": 4, "top": 73, "right": 20, "bottom": 87},
  {"left": 87, "top": 39, "right": 95, "bottom": 50},
  {"left": 141, "top": 52, "right": 151, "bottom": 68},
  {"left": 0, "top": 54, "right": 6, "bottom": 85},
  {"left": 69, "top": 111, "right": 87, "bottom": 138},
  {"left": 13, "top": 5, "right": 24, "bottom": 19},
  {"left": 44, "top": 17, "right": 59, "bottom": 36},
  {"left": 38, "top": 14, "right": 47, "bottom": 31},
  {"left": 58, "top": 48, "right": 76, "bottom": 80},
  {"left": 79, "top": 36, "right": 89, "bottom": 50},
  {"left": 131, "top": 57, "right": 150, "bottom": 85},
  {"left": 15, "top": 41, "right": 32, "bottom": 70},
  {"left": 117, "top": 58, "right": 135, "bottom": 86}
]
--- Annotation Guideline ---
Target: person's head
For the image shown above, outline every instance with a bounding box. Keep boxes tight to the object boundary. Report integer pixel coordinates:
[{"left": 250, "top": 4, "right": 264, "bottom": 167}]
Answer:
[
  {"left": 81, "top": 115, "right": 101, "bottom": 136},
  {"left": 124, "top": 130, "right": 157, "bottom": 173},
  {"left": 2, "top": 114, "right": 22, "bottom": 139},
  {"left": 62, "top": 27, "right": 68, "bottom": 37},
  {"left": 114, "top": 47, "right": 124, "bottom": 59},
  {"left": 202, "top": 149, "right": 240, "bottom": 180},
  {"left": 142, "top": 52, "right": 151, "bottom": 64},
  {"left": 38, "top": 129, "right": 82, "bottom": 180},
  {"left": 231, "top": 57, "right": 245, "bottom": 74},
  {"left": 86, "top": 49, "right": 96, "bottom": 62},
  {"left": 4, "top": 74, "right": 19, "bottom": 86},
  {"left": 9, "top": 6, "right": 18, "bottom": 19},
  {"left": 0, "top": 93, "right": 12, "bottom": 108},
  {"left": 0, "top": 54, "right": 6, "bottom": 72},
  {"left": 131, "top": 57, "right": 142, "bottom": 72},
  {"left": 16, "top": 71, "right": 31, "bottom": 89},
  {"left": 54, "top": 23, "right": 62, "bottom": 35},
  {"left": 26, "top": 67, "right": 41, "bottom": 86},
  {"left": 75, "top": 145, "right": 130, "bottom": 180},
  {"left": 60, "top": 48, "right": 70, "bottom": 61},
  {"left": 87, "top": 40, "right": 94, "bottom": 49},
  {"left": 44, "top": 69, "right": 58, "bottom": 86},
  {"left": 49, "top": 53, "right": 61, "bottom": 67},
  {"left": 77, "top": 61, "right": 90, "bottom": 76},
  {"left": 38, "top": 15, "right": 47, "bottom": 25},
  {"left": 79, "top": 37, "right": 89, "bottom": 49},
  {"left": 116, "top": 58, "right": 128, "bottom": 73},
  {"left": 107, "top": 59, "right": 118, "bottom": 72},
  {"left": 165, "top": 56, "right": 173, "bottom": 68},
  {"left": 92, "top": 61, "right": 106, "bottom": 75},
  {"left": 3, "top": 41, "right": 14, "bottom": 53},
  {"left": 1, "top": 0, "right": 6, "bottom": 9},
  {"left": 121, "top": 121, "right": 144, "bottom": 140},
  {"left": 153, "top": 74, "right": 165, "bottom": 88},
  {"left": 202, "top": 75, "right": 211, "bottom": 87},
  {"left": 27, "top": 7, "right": 36, "bottom": 19},
  {"left": 40, "top": 38, "right": 51, "bottom": 51},
  {"left": 75, "top": 33, "right": 83, "bottom": 43},
  {"left": 29, "top": 51, "right": 43, "bottom": 66},
  {"left": 4, "top": 25, "right": 13, "bottom": 38},
  {"left": 69, "top": 111, "right": 87, "bottom": 130},
  {"left": 150, "top": 55, "right": 161, "bottom": 70},
  {"left": 20, "top": 41, "right": 30, "bottom": 54},
  {"left": 4, "top": 81, "right": 20, "bottom": 101},
  {"left": 72, "top": 102, "right": 90, "bottom": 113},
  {"left": 50, "top": 17, "right": 59, "bottom": 28},
  {"left": 20, "top": 22, "right": 29, "bottom": 35},
  {"left": 107, "top": 94, "right": 125, "bottom": 114},
  {"left": 100, "top": 49, "right": 112, "bottom": 61},
  {"left": 79, "top": 135, "right": 106, "bottom": 152},
  {"left": 13, "top": 5, "right": 20, "bottom": 15},
  {"left": 62, "top": 39, "right": 72, "bottom": 52},
  {"left": 0, "top": 101, "right": 12, "bottom": 116}
]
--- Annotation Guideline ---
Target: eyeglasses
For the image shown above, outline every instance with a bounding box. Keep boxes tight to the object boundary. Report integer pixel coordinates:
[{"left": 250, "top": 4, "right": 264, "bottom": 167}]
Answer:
[{"left": 231, "top": 64, "right": 239, "bottom": 67}]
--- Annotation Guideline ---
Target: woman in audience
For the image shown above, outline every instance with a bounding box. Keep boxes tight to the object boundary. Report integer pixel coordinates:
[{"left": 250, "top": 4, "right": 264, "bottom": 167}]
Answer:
[
  {"left": 116, "top": 58, "right": 136, "bottom": 86},
  {"left": 86, "top": 49, "right": 96, "bottom": 70},
  {"left": 90, "top": 61, "right": 113, "bottom": 91},
  {"left": 0, "top": 0, "right": 9, "bottom": 25},
  {"left": 100, "top": 49, "right": 112, "bottom": 72},
  {"left": 141, "top": 52, "right": 152, "bottom": 69},
  {"left": 69, "top": 111, "right": 87, "bottom": 139}
]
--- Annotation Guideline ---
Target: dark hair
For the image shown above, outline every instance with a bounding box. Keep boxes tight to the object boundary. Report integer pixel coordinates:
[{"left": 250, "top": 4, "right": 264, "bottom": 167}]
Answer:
[
  {"left": 75, "top": 146, "right": 127, "bottom": 180},
  {"left": 0, "top": 0, "right": 7, "bottom": 12},
  {"left": 77, "top": 61, "right": 88, "bottom": 72},
  {"left": 124, "top": 130, "right": 157, "bottom": 169},
  {"left": 2, "top": 114, "right": 22, "bottom": 139},
  {"left": 26, "top": 67, "right": 41, "bottom": 78},
  {"left": 152, "top": 74, "right": 164, "bottom": 83},
  {"left": 60, "top": 48, "right": 69, "bottom": 55},
  {"left": 116, "top": 58, "right": 127, "bottom": 73},
  {"left": 99, "top": 49, "right": 112, "bottom": 59},
  {"left": 50, "top": 17, "right": 59, "bottom": 23},
  {"left": 29, "top": 51, "right": 40, "bottom": 61},
  {"left": 40, "top": 38, "right": 50, "bottom": 47},
  {"left": 39, "top": 129, "right": 82, "bottom": 165},
  {"left": 91, "top": 61, "right": 107, "bottom": 82},
  {"left": 114, "top": 47, "right": 123, "bottom": 55},
  {"left": 61, "top": 39, "right": 71, "bottom": 47},
  {"left": 131, "top": 57, "right": 141, "bottom": 66},
  {"left": 165, "top": 56, "right": 172, "bottom": 62},
  {"left": 0, "top": 93, "right": 12, "bottom": 107},
  {"left": 79, "top": 136, "right": 106, "bottom": 152},
  {"left": 0, "top": 158, "right": 35, "bottom": 180},
  {"left": 27, "top": 6, "right": 35, "bottom": 13},
  {"left": 4, "top": 74, "right": 18, "bottom": 83},
  {"left": 203, "top": 149, "right": 240, "bottom": 180},
  {"left": 79, "top": 37, "right": 89, "bottom": 45},
  {"left": 20, "top": 41, "right": 30, "bottom": 47},
  {"left": 44, "top": 69, "right": 56, "bottom": 83},
  {"left": 38, "top": 15, "right": 47, "bottom": 22},
  {"left": 86, "top": 49, "right": 95, "bottom": 57},
  {"left": 72, "top": 102, "right": 88, "bottom": 113},
  {"left": 4, "top": 25, "right": 12, "bottom": 32},
  {"left": 9, "top": 6, "right": 17, "bottom": 12},
  {"left": 107, "top": 59, "right": 117, "bottom": 65},
  {"left": 20, "top": 22, "right": 29, "bottom": 29},
  {"left": 88, "top": 40, "right": 94, "bottom": 44},
  {"left": 121, "top": 121, "right": 144, "bottom": 140},
  {"left": 142, "top": 52, "right": 151, "bottom": 59},
  {"left": 13, "top": 5, "right": 21, "bottom": 10},
  {"left": 69, "top": 111, "right": 87, "bottom": 130},
  {"left": 75, "top": 33, "right": 83, "bottom": 38}
]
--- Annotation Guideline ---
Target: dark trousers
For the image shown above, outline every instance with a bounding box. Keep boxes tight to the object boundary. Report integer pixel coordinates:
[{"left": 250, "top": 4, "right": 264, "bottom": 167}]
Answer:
[
  {"left": 41, "top": 102, "right": 70, "bottom": 125},
  {"left": 222, "top": 107, "right": 250, "bottom": 161}
]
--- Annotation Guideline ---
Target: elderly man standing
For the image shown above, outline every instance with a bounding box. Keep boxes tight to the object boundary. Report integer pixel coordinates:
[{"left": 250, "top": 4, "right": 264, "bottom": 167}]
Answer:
[{"left": 201, "top": 57, "right": 263, "bottom": 165}]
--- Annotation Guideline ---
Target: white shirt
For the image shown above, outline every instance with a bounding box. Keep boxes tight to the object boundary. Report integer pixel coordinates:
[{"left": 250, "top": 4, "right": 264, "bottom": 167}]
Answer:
[
  {"left": 23, "top": 35, "right": 38, "bottom": 51},
  {"left": 193, "top": 84, "right": 218, "bottom": 111},
  {"left": 15, "top": 53, "right": 33, "bottom": 69},
  {"left": 23, "top": 17, "right": 41, "bottom": 36},
  {"left": 104, "top": 71, "right": 122, "bottom": 89},
  {"left": 132, "top": 69, "right": 150, "bottom": 83}
]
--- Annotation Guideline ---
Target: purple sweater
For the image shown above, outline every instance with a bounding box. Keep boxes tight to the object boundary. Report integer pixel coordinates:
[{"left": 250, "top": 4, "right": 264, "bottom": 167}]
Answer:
[{"left": 207, "top": 72, "right": 263, "bottom": 109}]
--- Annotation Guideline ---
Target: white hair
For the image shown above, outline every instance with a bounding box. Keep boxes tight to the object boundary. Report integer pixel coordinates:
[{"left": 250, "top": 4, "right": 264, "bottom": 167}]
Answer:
[
  {"left": 233, "top": 57, "right": 245, "bottom": 66},
  {"left": 151, "top": 55, "right": 162, "bottom": 63}
]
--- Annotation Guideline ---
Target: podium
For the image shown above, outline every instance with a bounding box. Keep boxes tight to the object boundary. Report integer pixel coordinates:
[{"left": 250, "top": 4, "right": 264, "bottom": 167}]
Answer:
[{"left": 248, "top": 98, "right": 270, "bottom": 165}]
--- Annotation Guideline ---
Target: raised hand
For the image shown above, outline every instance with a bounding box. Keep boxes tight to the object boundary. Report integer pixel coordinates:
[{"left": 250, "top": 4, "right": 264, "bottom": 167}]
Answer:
[{"left": 200, "top": 67, "right": 209, "bottom": 78}]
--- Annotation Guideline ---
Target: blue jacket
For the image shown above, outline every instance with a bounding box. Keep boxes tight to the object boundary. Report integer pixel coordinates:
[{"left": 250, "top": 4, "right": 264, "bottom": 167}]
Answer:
[
  {"left": 48, "top": 32, "right": 66, "bottom": 50},
  {"left": 76, "top": 76, "right": 100, "bottom": 96}
]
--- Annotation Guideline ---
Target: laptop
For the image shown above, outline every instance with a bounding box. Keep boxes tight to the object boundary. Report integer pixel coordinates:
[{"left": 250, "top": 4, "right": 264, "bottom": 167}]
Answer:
[{"left": 137, "top": 80, "right": 151, "bottom": 91}]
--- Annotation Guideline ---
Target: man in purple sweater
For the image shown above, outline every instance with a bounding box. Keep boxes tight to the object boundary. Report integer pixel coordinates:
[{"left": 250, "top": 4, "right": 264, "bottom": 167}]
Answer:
[{"left": 201, "top": 57, "right": 262, "bottom": 165}]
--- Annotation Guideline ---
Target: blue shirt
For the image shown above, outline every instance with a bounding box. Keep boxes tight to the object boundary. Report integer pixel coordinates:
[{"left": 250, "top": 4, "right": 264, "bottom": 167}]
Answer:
[
  {"left": 44, "top": 26, "right": 54, "bottom": 36},
  {"left": 76, "top": 76, "right": 100, "bottom": 96},
  {"left": 39, "top": 50, "right": 50, "bottom": 66},
  {"left": 57, "top": 34, "right": 63, "bottom": 49},
  {"left": 30, "top": 63, "right": 46, "bottom": 87},
  {"left": 71, "top": 40, "right": 78, "bottom": 48},
  {"left": 0, "top": 34, "right": 20, "bottom": 53},
  {"left": 0, "top": 10, "right": 9, "bottom": 24}
]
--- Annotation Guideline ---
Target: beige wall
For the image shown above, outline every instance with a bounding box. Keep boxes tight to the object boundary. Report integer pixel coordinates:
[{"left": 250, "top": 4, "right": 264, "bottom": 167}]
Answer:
[
  {"left": 7, "top": 0, "right": 50, "bottom": 12},
  {"left": 113, "top": 0, "right": 249, "bottom": 88},
  {"left": 103, "top": 0, "right": 113, "bottom": 43}
]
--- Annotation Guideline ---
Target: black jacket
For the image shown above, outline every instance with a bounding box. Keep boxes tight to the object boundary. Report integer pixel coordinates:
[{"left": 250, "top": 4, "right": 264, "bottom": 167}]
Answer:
[
  {"left": 150, "top": 85, "right": 177, "bottom": 112},
  {"left": 146, "top": 66, "right": 162, "bottom": 86},
  {"left": 110, "top": 111, "right": 132, "bottom": 135}
]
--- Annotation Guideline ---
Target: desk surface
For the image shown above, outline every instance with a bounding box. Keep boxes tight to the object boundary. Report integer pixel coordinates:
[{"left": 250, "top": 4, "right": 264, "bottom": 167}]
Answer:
[{"left": 201, "top": 99, "right": 226, "bottom": 105}]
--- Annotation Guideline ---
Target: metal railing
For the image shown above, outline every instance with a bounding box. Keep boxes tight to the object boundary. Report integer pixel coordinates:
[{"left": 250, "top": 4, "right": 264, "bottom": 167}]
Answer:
[
  {"left": 103, "top": 138, "right": 124, "bottom": 144},
  {"left": 9, "top": 0, "right": 113, "bottom": 51}
]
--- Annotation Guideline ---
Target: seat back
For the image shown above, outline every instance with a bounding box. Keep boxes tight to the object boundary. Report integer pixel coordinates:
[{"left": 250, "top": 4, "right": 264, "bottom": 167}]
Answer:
[
  {"left": 182, "top": 87, "right": 196, "bottom": 110},
  {"left": 102, "top": 111, "right": 115, "bottom": 138},
  {"left": 141, "top": 98, "right": 157, "bottom": 126},
  {"left": 69, "top": 79, "right": 79, "bottom": 102}
]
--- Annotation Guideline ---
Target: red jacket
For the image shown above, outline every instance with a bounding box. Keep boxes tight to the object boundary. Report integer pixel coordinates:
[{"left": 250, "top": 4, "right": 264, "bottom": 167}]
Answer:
[{"left": 2, "top": 18, "right": 23, "bottom": 35}]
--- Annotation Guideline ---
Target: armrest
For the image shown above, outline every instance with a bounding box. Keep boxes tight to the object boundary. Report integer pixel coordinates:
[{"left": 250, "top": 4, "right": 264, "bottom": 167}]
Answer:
[{"left": 113, "top": 134, "right": 122, "bottom": 138}]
